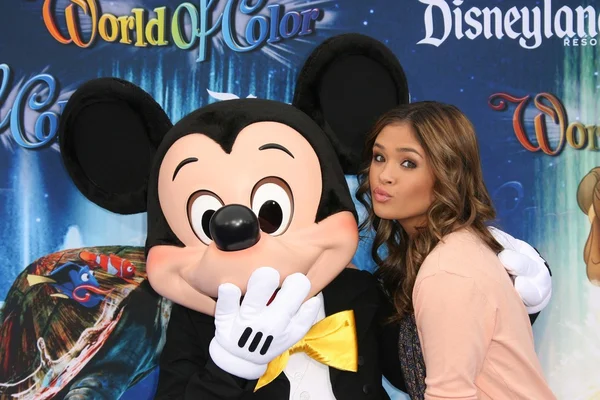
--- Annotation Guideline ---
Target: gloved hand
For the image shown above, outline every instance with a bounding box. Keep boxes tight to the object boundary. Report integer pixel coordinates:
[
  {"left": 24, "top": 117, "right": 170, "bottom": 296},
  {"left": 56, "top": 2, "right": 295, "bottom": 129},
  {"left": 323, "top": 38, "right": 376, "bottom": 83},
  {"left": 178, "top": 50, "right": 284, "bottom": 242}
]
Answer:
[
  {"left": 209, "top": 267, "right": 322, "bottom": 379},
  {"left": 489, "top": 227, "right": 552, "bottom": 314}
]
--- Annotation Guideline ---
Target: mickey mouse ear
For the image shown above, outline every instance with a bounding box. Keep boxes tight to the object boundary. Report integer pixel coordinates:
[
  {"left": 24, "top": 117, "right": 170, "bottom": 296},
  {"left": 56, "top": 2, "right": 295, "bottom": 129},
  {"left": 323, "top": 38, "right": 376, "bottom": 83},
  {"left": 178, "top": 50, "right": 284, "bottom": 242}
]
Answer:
[
  {"left": 293, "top": 33, "right": 409, "bottom": 175},
  {"left": 59, "top": 78, "right": 172, "bottom": 214}
]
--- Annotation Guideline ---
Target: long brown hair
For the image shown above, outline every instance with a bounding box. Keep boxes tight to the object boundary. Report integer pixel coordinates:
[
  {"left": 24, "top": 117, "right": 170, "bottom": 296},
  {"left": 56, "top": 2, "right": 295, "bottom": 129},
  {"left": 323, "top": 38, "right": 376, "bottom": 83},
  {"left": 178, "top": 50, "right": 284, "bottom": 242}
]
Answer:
[{"left": 357, "top": 101, "right": 503, "bottom": 321}]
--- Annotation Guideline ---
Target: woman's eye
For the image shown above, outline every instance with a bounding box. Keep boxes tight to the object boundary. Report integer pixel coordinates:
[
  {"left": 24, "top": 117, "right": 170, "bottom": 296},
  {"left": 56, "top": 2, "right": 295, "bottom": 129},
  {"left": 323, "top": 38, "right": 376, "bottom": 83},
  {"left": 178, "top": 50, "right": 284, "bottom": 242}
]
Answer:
[
  {"left": 401, "top": 160, "right": 417, "bottom": 169},
  {"left": 373, "top": 154, "right": 384, "bottom": 163}
]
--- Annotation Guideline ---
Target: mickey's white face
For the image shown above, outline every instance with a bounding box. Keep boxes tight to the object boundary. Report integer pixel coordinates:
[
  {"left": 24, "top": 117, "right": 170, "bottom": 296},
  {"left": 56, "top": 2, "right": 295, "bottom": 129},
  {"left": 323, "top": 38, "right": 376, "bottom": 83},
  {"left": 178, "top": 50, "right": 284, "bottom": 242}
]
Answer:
[{"left": 147, "top": 121, "right": 358, "bottom": 315}]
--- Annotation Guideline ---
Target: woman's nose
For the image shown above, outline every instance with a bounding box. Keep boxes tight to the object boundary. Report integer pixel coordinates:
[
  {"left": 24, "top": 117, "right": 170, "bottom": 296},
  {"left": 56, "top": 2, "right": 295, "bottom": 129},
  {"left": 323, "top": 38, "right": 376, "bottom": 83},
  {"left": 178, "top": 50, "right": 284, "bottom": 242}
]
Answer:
[{"left": 378, "top": 165, "right": 395, "bottom": 185}]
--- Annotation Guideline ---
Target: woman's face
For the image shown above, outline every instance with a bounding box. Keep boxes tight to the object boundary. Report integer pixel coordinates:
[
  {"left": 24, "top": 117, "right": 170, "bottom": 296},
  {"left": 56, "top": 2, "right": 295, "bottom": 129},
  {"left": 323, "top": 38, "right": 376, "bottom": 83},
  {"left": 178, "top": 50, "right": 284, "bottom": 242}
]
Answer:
[{"left": 368, "top": 123, "right": 436, "bottom": 233}]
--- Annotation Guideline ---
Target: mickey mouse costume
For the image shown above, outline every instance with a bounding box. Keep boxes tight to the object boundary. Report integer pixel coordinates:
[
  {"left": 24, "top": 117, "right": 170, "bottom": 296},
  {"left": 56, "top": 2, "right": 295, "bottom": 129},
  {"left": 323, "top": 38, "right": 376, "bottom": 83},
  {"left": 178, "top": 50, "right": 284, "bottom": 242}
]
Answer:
[{"left": 57, "top": 33, "right": 552, "bottom": 400}]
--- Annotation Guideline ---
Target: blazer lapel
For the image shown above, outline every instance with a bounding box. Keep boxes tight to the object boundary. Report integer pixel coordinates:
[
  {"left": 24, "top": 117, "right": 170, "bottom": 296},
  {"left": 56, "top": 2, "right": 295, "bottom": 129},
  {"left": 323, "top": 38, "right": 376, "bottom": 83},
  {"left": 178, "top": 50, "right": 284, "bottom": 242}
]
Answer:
[{"left": 322, "top": 269, "right": 380, "bottom": 389}]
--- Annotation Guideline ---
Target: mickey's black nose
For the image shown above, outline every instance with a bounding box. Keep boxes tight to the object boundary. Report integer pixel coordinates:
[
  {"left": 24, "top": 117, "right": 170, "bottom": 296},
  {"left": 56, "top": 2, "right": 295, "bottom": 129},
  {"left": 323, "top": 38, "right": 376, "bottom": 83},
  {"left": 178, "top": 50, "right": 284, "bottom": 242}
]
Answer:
[{"left": 209, "top": 204, "right": 260, "bottom": 251}]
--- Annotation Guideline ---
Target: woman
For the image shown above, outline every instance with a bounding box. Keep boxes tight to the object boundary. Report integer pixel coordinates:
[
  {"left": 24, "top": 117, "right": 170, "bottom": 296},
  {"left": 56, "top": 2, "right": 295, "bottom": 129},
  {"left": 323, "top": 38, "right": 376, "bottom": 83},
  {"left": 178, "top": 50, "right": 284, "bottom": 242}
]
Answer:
[{"left": 357, "top": 101, "right": 556, "bottom": 399}]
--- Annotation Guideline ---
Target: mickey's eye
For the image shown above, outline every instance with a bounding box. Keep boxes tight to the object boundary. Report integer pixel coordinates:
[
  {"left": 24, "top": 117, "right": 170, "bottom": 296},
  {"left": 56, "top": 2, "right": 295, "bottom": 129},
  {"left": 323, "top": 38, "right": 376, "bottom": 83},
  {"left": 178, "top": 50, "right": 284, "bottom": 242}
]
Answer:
[
  {"left": 187, "top": 191, "right": 224, "bottom": 245},
  {"left": 251, "top": 177, "right": 293, "bottom": 236}
]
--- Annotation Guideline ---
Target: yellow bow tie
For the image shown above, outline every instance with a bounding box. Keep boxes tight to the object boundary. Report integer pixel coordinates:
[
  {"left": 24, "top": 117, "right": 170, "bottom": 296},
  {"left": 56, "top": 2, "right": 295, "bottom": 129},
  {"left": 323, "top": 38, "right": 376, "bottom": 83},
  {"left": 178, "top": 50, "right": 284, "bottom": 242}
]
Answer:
[{"left": 254, "top": 309, "right": 358, "bottom": 392}]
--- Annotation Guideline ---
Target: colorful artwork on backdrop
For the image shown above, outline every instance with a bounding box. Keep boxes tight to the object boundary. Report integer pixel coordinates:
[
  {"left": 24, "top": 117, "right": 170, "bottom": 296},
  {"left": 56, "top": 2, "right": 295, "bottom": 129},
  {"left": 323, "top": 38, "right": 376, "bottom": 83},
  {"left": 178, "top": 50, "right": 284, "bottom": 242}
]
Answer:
[
  {"left": 0, "top": 247, "right": 170, "bottom": 399},
  {"left": 1, "top": 1, "right": 599, "bottom": 399},
  {"left": 41, "top": 0, "right": 322, "bottom": 63}
]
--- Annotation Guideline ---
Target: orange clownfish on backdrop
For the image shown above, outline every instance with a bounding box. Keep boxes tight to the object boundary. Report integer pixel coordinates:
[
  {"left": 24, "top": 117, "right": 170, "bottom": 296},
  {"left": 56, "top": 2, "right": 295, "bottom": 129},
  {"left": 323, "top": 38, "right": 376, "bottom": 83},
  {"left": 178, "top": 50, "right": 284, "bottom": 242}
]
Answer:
[{"left": 79, "top": 251, "right": 136, "bottom": 279}]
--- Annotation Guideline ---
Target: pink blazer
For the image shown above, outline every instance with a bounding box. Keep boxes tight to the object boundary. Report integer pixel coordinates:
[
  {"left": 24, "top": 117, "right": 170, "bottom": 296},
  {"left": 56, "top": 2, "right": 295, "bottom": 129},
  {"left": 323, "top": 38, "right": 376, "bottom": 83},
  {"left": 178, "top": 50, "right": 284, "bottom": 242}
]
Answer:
[{"left": 413, "top": 229, "right": 556, "bottom": 400}]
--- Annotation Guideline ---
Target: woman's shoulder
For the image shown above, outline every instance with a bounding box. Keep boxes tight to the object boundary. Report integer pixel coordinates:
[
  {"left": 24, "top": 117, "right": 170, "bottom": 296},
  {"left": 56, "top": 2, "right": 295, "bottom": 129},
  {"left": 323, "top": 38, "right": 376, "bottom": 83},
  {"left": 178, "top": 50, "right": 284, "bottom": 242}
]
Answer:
[{"left": 419, "top": 228, "right": 499, "bottom": 280}]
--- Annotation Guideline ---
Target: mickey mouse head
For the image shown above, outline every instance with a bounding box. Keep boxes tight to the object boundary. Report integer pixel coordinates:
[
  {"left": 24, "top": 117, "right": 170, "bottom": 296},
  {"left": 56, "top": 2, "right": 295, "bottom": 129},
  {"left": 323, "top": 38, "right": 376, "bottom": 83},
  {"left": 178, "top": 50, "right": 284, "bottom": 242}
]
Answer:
[{"left": 57, "top": 34, "right": 409, "bottom": 315}]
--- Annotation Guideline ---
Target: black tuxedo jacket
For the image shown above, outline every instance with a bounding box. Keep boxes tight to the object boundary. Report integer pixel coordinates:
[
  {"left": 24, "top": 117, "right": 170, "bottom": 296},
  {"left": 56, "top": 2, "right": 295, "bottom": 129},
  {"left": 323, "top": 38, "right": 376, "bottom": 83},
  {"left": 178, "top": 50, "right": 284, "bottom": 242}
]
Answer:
[{"left": 154, "top": 268, "right": 406, "bottom": 399}]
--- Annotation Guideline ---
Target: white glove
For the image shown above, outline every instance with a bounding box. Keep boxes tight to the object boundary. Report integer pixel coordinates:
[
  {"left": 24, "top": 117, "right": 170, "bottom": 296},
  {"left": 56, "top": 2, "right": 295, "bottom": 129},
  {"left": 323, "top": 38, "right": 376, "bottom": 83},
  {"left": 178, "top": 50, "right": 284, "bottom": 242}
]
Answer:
[
  {"left": 489, "top": 227, "right": 552, "bottom": 314},
  {"left": 209, "top": 267, "right": 322, "bottom": 380}
]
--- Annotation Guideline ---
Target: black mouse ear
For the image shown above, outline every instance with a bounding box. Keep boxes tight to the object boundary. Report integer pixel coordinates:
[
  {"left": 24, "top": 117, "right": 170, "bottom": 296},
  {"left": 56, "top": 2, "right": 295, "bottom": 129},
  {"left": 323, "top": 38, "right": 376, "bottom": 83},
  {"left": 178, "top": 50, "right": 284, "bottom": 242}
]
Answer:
[
  {"left": 293, "top": 33, "right": 409, "bottom": 175},
  {"left": 59, "top": 77, "right": 172, "bottom": 214}
]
